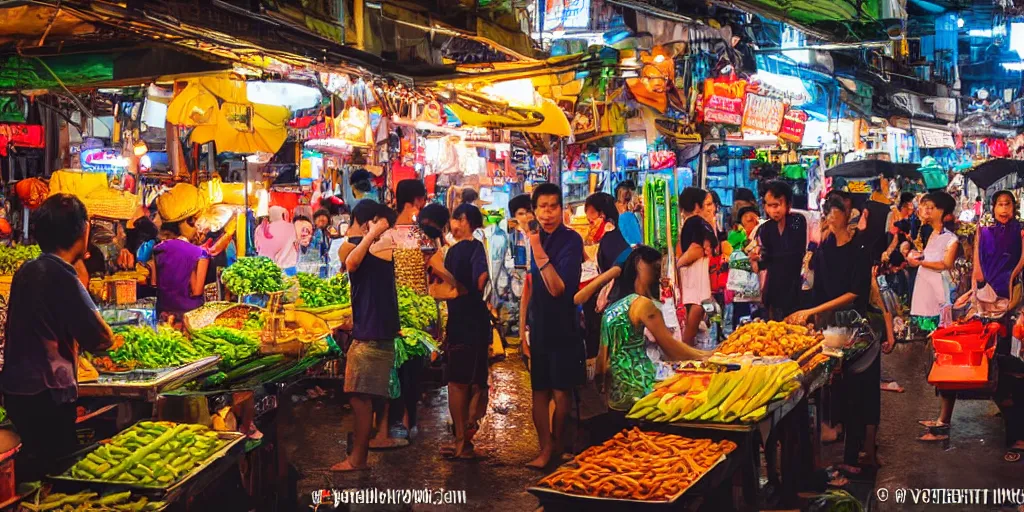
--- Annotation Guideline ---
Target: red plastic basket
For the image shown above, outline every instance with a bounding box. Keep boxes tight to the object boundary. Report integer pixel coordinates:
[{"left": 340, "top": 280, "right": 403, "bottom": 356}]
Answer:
[{"left": 928, "top": 321, "right": 1002, "bottom": 390}]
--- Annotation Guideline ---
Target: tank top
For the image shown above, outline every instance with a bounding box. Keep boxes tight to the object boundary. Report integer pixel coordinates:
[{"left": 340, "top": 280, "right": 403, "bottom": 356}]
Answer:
[
  {"left": 601, "top": 294, "right": 657, "bottom": 411},
  {"left": 348, "top": 236, "right": 400, "bottom": 341}
]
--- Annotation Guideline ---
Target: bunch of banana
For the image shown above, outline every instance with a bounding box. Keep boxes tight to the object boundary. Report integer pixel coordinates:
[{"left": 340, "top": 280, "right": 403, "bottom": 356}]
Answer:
[{"left": 626, "top": 362, "right": 803, "bottom": 424}]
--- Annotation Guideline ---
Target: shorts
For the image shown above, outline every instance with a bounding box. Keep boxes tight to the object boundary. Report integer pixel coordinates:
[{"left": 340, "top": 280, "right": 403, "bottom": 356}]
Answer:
[
  {"left": 445, "top": 341, "right": 489, "bottom": 387},
  {"left": 344, "top": 339, "right": 394, "bottom": 397},
  {"left": 531, "top": 350, "right": 585, "bottom": 391}
]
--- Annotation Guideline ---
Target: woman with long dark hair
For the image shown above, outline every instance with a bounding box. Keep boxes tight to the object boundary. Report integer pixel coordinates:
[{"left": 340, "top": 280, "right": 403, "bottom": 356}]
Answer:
[{"left": 596, "top": 245, "right": 709, "bottom": 415}]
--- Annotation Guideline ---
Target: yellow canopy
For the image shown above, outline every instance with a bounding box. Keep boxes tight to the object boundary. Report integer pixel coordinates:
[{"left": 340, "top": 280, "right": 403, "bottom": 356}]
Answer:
[
  {"left": 516, "top": 99, "right": 571, "bottom": 137},
  {"left": 166, "top": 76, "right": 289, "bottom": 154}
]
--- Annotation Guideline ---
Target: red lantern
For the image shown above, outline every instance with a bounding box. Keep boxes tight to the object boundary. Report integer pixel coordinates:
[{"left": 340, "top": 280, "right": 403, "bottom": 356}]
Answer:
[{"left": 15, "top": 178, "right": 48, "bottom": 209}]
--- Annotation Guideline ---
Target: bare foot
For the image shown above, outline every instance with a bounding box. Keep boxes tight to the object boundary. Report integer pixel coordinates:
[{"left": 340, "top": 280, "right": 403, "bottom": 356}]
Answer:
[
  {"left": 918, "top": 419, "right": 948, "bottom": 428},
  {"left": 526, "top": 451, "right": 552, "bottom": 469},
  {"left": 330, "top": 459, "right": 370, "bottom": 472}
]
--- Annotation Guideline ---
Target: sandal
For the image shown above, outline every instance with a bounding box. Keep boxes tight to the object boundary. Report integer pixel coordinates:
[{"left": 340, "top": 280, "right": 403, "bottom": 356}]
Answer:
[
  {"left": 917, "top": 419, "right": 949, "bottom": 429},
  {"left": 330, "top": 460, "right": 371, "bottom": 473},
  {"left": 369, "top": 438, "right": 409, "bottom": 450},
  {"left": 1004, "top": 447, "right": 1024, "bottom": 463},
  {"left": 881, "top": 381, "right": 904, "bottom": 393},
  {"left": 918, "top": 432, "right": 949, "bottom": 442}
]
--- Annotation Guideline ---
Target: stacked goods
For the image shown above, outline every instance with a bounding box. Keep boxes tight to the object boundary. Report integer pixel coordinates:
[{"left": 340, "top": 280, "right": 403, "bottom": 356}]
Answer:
[
  {"left": 626, "top": 362, "right": 803, "bottom": 423},
  {"left": 107, "top": 327, "right": 203, "bottom": 370},
  {"left": 21, "top": 491, "right": 165, "bottom": 511},
  {"left": 62, "top": 422, "right": 229, "bottom": 487},
  {"left": 188, "top": 326, "right": 260, "bottom": 368},
  {"left": 715, "top": 321, "right": 820, "bottom": 357},
  {"left": 393, "top": 249, "right": 427, "bottom": 295},
  {"left": 295, "top": 273, "right": 350, "bottom": 309},
  {"left": 537, "top": 428, "right": 736, "bottom": 501},
  {"left": 220, "top": 257, "right": 285, "bottom": 296},
  {"left": 0, "top": 244, "right": 40, "bottom": 274}
]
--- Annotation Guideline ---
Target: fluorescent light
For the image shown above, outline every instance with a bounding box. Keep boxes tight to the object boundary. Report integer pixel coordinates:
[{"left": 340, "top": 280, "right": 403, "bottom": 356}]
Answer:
[
  {"left": 621, "top": 138, "right": 647, "bottom": 153},
  {"left": 957, "top": 17, "right": 965, "bottom": 28},
  {"left": 1002, "top": 62, "right": 1024, "bottom": 71},
  {"left": 1011, "top": 23, "right": 1024, "bottom": 59},
  {"left": 969, "top": 29, "right": 993, "bottom": 37}
]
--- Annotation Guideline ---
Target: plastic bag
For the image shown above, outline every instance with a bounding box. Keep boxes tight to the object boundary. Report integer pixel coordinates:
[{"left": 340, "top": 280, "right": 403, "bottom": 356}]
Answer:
[
  {"left": 726, "top": 251, "right": 760, "bottom": 302},
  {"left": 388, "top": 367, "right": 401, "bottom": 399}
]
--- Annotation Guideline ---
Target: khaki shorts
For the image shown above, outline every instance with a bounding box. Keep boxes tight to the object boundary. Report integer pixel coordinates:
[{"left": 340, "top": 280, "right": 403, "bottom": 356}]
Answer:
[{"left": 343, "top": 339, "right": 394, "bottom": 397}]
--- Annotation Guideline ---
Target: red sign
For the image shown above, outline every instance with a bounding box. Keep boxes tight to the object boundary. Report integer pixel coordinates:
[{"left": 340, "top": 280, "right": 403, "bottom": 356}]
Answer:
[
  {"left": 742, "top": 93, "right": 785, "bottom": 134},
  {"left": 0, "top": 124, "right": 44, "bottom": 156},
  {"left": 778, "top": 109, "right": 808, "bottom": 143},
  {"left": 702, "top": 79, "right": 746, "bottom": 126}
]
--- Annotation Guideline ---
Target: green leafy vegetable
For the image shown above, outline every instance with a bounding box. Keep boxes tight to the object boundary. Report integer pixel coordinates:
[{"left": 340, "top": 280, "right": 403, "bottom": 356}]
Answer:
[
  {"left": 0, "top": 244, "right": 40, "bottom": 275},
  {"left": 109, "top": 327, "right": 203, "bottom": 369},
  {"left": 295, "top": 272, "right": 350, "bottom": 308},
  {"left": 189, "top": 326, "right": 260, "bottom": 369},
  {"left": 221, "top": 256, "right": 285, "bottom": 296},
  {"left": 397, "top": 285, "right": 437, "bottom": 331},
  {"left": 394, "top": 328, "right": 434, "bottom": 368}
]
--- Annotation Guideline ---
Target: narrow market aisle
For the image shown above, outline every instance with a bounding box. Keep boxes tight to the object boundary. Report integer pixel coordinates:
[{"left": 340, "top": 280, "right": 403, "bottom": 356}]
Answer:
[
  {"left": 867, "top": 341, "right": 1024, "bottom": 511},
  {"left": 283, "top": 346, "right": 544, "bottom": 511}
]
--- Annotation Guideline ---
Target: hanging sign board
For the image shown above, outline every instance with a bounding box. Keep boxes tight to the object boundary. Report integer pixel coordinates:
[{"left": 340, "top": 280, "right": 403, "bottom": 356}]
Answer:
[
  {"left": 741, "top": 93, "right": 785, "bottom": 134},
  {"left": 914, "top": 127, "right": 954, "bottom": 149},
  {"left": 702, "top": 79, "right": 746, "bottom": 126},
  {"left": 779, "top": 109, "right": 808, "bottom": 143}
]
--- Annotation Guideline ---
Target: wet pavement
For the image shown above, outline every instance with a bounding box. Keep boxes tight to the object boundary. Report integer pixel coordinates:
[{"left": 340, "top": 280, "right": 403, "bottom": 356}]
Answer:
[{"left": 282, "top": 339, "right": 1024, "bottom": 511}]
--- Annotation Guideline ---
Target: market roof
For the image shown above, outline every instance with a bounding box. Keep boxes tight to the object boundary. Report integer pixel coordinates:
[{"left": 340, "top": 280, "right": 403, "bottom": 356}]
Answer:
[{"left": 824, "top": 160, "right": 924, "bottom": 180}]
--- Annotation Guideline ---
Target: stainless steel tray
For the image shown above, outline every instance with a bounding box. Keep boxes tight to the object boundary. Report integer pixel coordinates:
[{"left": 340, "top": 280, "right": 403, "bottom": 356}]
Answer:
[
  {"left": 49, "top": 423, "right": 245, "bottom": 497},
  {"left": 79, "top": 356, "right": 221, "bottom": 401}
]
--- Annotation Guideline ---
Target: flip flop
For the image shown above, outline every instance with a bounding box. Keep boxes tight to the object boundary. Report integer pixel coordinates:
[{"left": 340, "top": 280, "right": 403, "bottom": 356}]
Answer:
[
  {"left": 369, "top": 438, "right": 409, "bottom": 450},
  {"left": 881, "top": 381, "right": 905, "bottom": 393},
  {"left": 1004, "top": 447, "right": 1024, "bottom": 463},
  {"left": 918, "top": 432, "right": 949, "bottom": 442},
  {"left": 330, "top": 460, "right": 370, "bottom": 473},
  {"left": 917, "top": 419, "right": 949, "bottom": 429}
]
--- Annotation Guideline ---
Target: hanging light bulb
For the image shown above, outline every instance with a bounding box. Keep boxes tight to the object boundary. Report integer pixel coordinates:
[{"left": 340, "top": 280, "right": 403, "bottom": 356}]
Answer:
[{"left": 133, "top": 140, "right": 148, "bottom": 157}]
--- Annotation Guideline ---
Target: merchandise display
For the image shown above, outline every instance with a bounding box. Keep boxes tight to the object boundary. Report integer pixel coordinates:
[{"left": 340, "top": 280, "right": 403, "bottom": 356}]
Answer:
[
  {"left": 220, "top": 256, "right": 286, "bottom": 296},
  {"left": 21, "top": 490, "right": 166, "bottom": 512},
  {"left": 714, "top": 321, "right": 820, "bottom": 357}
]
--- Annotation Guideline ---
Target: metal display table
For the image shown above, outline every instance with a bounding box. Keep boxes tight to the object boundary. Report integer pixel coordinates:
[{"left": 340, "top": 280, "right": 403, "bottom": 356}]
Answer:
[{"left": 79, "top": 356, "right": 222, "bottom": 401}]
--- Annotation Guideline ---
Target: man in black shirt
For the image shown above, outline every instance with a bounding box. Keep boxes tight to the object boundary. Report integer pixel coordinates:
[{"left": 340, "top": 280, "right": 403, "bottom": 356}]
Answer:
[
  {"left": 526, "top": 183, "right": 585, "bottom": 469},
  {"left": 1, "top": 194, "right": 114, "bottom": 482},
  {"left": 751, "top": 180, "right": 807, "bottom": 321}
]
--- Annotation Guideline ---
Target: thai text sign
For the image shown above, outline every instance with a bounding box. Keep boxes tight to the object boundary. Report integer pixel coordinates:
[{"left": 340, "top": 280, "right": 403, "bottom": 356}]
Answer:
[
  {"left": 742, "top": 93, "right": 785, "bottom": 134},
  {"left": 779, "top": 109, "right": 808, "bottom": 143},
  {"left": 703, "top": 79, "right": 746, "bottom": 126}
]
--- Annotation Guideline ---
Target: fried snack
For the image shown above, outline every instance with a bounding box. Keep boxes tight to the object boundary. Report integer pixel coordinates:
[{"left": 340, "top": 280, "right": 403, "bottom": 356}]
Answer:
[
  {"left": 537, "top": 428, "right": 737, "bottom": 501},
  {"left": 716, "top": 320, "right": 820, "bottom": 357}
]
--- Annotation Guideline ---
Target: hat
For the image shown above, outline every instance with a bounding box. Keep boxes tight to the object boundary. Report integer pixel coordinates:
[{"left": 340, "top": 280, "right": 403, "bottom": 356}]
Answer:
[{"left": 156, "top": 183, "right": 208, "bottom": 223}]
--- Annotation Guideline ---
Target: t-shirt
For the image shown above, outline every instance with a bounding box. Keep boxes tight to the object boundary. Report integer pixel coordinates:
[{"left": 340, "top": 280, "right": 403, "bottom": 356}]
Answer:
[
  {"left": 758, "top": 213, "right": 808, "bottom": 319},
  {"left": 618, "top": 212, "right": 643, "bottom": 246},
  {"left": 528, "top": 224, "right": 585, "bottom": 356},
  {"left": 154, "top": 239, "right": 209, "bottom": 315},
  {"left": 861, "top": 200, "right": 892, "bottom": 264},
  {"left": 811, "top": 234, "right": 872, "bottom": 319},
  {"left": 596, "top": 226, "right": 630, "bottom": 273},
  {"left": 348, "top": 236, "right": 400, "bottom": 341},
  {"left": 679, "top": 216, "right": 715, "bottom": 252},
  {"left": 2, "top": 254, "right": 112, "bottom": 402},
  {"left": 444, "top": 240, "right": 490, "bottom": 345}
]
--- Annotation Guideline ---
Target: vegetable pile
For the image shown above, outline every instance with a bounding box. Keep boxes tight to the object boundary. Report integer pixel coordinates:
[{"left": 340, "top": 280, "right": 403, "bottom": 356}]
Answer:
[
  {"left": 398, "top": 285, "right": 437, "bottom": 331},
  {"left": 108, "top": 327, "right": 203, "bottom": 369},
  {"left": 189, "top": 326, "right": 260, "bottom": 369},
  {"left": 295, "top": 272, "right": 350, "bottom": 308},
  {"left": 395, "top": 328, "right": 433, "bottom": 368},
  {"left": 0, "top": 244, "right": 40, "bottom": 275},
  {"left": 63, "top": 421, "right": 228, "bottom": 487},
  {"left": 221, "top": 256, "right": 285, "bottom": 296},
  {"left": 21, "top": 491, "right": 165, "bottom": 511}
]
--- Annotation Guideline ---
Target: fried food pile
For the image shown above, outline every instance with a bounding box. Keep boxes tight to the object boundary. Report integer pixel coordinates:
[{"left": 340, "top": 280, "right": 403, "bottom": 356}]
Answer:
[
  {"left": 716, "top": 321, "right": 819, "bottom": 357},
  {"left": 537, "top": 428, "right": 737, "bottom": 501}
]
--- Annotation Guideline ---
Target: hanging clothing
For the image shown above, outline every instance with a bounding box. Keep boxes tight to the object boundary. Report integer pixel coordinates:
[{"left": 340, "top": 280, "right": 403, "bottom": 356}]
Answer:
[{"left": 601, "top": 294, "right": 656, "bottom": 412}]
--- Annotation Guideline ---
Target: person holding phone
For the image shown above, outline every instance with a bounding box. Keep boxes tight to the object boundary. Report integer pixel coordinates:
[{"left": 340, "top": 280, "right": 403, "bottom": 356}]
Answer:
[{"left": 524, "top": 184, "right": 585, "bottom": 469}]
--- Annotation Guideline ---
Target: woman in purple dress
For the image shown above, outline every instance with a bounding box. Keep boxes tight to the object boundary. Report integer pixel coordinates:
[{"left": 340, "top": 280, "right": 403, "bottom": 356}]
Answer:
[{"left": 151, "top": 220, "right": 210, "bottom": 325}]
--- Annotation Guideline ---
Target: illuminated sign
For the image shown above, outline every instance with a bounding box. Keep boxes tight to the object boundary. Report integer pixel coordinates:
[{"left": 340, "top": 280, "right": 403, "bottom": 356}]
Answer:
[{"left": 542, "top": 0, "right": 590, "bottom": 31}]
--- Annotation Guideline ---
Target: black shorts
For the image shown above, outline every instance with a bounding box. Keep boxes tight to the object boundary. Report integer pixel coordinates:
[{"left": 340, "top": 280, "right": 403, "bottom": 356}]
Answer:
[
  {"left": 445, "top": 341, "right": 489, "bottom": 388},
  {"left": 531, "top": 350, "right": 585, "bottom": 391}
]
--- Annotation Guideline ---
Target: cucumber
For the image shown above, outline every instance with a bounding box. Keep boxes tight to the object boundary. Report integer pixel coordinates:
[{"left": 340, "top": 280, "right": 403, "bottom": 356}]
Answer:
[{"left": 222, "top": 354, "right": 286, "bottom": 383}]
